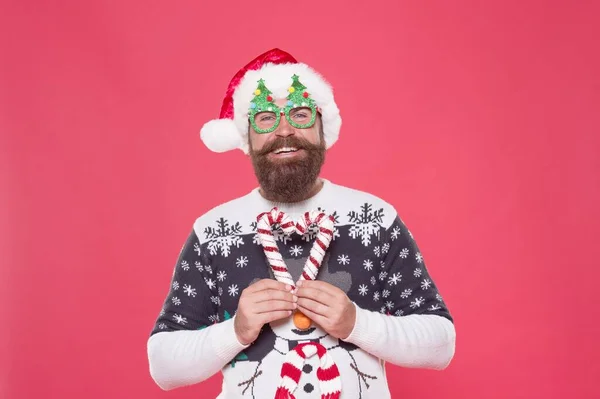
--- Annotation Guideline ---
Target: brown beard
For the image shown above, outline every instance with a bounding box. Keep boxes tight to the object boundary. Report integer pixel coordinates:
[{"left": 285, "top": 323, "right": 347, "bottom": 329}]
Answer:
[{"left": 249, "top": 134, "right": 325, "bottom": 203}]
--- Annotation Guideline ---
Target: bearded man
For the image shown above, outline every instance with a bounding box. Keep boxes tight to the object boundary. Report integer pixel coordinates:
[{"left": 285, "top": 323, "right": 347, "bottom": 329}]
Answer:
[{"left": 147, "top": 49, "right": 456, "bottom": 399}]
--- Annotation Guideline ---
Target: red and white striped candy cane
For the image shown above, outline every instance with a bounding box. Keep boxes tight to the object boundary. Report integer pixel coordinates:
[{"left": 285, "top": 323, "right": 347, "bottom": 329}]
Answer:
[
  {"left": 257, "top": 208, "right": 335, "bottom": 287},
  {"left": 295, "top": 210, "right": 335, "bottom": 282},
  {"left": 274, "top": 342, "right": 341, "bottom": 399},
  {"left": 256, "top": 208, "right": 297, "bottom": 287}
]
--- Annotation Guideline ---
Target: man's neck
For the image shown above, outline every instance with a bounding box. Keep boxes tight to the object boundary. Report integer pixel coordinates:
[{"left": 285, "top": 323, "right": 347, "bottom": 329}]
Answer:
[{"left": 259, "top": 178, "right": 324, "bottom": 204}]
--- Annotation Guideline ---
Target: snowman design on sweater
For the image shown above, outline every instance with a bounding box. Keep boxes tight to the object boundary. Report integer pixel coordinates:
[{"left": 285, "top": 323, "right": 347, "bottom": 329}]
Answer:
[
  {"left": 234, "top": 252, "right": 378, "bottom": 398},
  {"left": 150, "top": 180, "right": 453, "bottom": 398}
]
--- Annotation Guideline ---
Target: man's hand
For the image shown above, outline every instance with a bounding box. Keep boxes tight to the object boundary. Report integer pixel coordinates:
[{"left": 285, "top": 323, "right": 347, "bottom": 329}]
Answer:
[
  {"left": 234, "top": 279, "right": 297, "bottom": 345},
  {"left": 295, "top": 280, "right": 356, "bottom": 340}
]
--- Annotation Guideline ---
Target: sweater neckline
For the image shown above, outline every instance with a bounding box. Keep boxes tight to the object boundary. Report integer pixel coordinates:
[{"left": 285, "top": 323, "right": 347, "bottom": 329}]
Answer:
[{"left": 250, "top": 178, "right": 333, "bottom": 219}]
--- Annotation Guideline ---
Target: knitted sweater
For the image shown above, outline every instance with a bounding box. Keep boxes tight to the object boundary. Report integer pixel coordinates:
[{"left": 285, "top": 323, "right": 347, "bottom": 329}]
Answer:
[{"left": 147, "top": 179, "right": 455, "bottom": 398}]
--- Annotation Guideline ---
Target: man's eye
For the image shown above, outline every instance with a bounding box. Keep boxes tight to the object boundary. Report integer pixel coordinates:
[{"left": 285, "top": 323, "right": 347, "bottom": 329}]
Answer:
[
  {"left": 293, "top": 113, "right": 308, "bottom": 118},
  {"left": 260, "top": 115, "right": 274, "bottom": 121}
]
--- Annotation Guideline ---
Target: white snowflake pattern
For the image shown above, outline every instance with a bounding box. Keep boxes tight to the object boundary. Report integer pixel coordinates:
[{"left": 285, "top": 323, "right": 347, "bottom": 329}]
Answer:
[
  {"left": 416, "top": 252, "right": 424, "bottom": 263},
  {"left": 421, "top": 279, "right": 432, "bottom": 290},
  {"left": 208, "top": 235, "right": 244, "bottom": 257},
  {"left": 394, "top": 309, "right": 404, "bottom": 316},
  {"left": 429, "top": 304, "right": 442, "bottom": 311},
  {"left": 193, "top": 242, "right": 201, "bottom": 255},
  {"left": 204, "top": 278, "right": 216, "bottom": 290},
  {"left": 363, "top": 259, "right": 373, "bottom": 271},
  {"left": 399, "top": 248, "right": 409, "bottom": 259},
  {"left": 228, "top": 284, "right": 239, "bottom": 296},
  {"left": 172, "top": 281, "right": 179, "bottom": 291},
  {"left": 205, "top": 265, "right": 213, "bottom": 274},
  {"left": 252, "top": 233, "right": 261, "bottom": 245},
  {"left": 436, "top": 293, "right": 443, "bottom": 302},
  {"left": 217, "top": 270, "right": 227, "bottom": 282},
  {"left": 173, "top": 314, "right": 187, "bottom": 325},
  {"left": 391, "top": 226, "right": 401, "bottom": 240},
  {"left": 379, "top": 271, "right": 388, "bottom": 281},
  {"left": 380, "top": 306, "right": 387, "bottom": 314},
  {"left": 208, "top": 314, "right": 219, "bottom": 323},
  {"left": 400, "top": 288, "right": 413, "bottom": 299},
  {"left": 211, "top": 296, "right": 221, "bottom": 306},
  {"left": 382, "top": 289, "right": 391, "bottom": 298},
  {"left": 171, "top": 297, "right": 181, "bottom": 306},
  {"left": 290, "top": 245, "right": 303, "bottom": 257},
  {"left": 349, "top": 222, "right": 380, "bottom": 246},
  {"left": 159, "top": 308, "right": 165, "bottom": 316},
  {"left": 183, "top": 284, "right": 197, "bottom": 297},
  {"left": 158, "top": 323, "right": 167, "bottom": 330},
  {"left": 414, "top": 268, "right": 423, "bottom": 278},
  {"left": 374, "top": 246, "right": 381, "bottom": 257},
  {"left": 410, "top": 297, "right": 425, "bottom": 309},
  {"left": 218, "top": 286, "right": 223, "bottom": 296},
  {"left": 385, "top": 301, "right": 394, "bottom": 310},
  {"left": 338, "top": 254, "right": 350, "bottom": 265},
  {"left": 195, "top": 261, "right": 203, "bottom": 272},
  {"left": 180, "top": 260, "right": 190, "bottom": 271},
  {"left": 358, "top": 284, "right": 369, "bottom": 296},
  {"left": 382, "top": 243, "right": 390, "bottom": 254},
  {"left": 204, "top": 218, "right": 245, "bottom": 257},
  {"left": 348, "top": 203, "right": 384, "bottom": 246},
  {"left": 236, "top": 256, "right": 248, "bottom": 268},
  {"left": 388, "top": 273, "right": 402, "bottom": 286},
  {"left": 373, "top": 291, "right": 380, "bottom": 301},
  {"left": 370, "top": 276, "right": 377, "bottom": 285}
]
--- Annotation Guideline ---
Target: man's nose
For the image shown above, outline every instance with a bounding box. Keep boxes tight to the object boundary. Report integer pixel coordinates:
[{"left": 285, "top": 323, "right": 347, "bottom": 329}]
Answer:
[{"left": 275, "top": 113, "right": 294, "bottom": 137}]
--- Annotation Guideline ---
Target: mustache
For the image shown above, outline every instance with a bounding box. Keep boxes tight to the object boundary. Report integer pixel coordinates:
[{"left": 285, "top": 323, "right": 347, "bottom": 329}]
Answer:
[{"left": 253, "top": 136, "right": 320, "bottom": 157}]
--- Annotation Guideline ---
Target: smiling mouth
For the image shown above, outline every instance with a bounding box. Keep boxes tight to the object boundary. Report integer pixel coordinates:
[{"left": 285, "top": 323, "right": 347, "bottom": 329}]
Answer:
[
  {"left": 291, "top": 327, "right": 316, "bottom": 336},
  {"left": 272, "top": 146, "right": 300, "bottom": 155}
]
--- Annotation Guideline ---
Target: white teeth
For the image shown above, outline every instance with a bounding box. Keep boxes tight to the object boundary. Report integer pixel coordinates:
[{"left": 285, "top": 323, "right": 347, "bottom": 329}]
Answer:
[{"left": 274, "top": 147, "right": 298, "bottom": 154}]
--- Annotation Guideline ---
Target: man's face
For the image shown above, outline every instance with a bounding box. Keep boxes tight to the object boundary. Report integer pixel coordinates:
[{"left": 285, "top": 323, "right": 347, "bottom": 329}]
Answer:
[{"left": 248, "top": 99, "right": 325, "bottom": 202}]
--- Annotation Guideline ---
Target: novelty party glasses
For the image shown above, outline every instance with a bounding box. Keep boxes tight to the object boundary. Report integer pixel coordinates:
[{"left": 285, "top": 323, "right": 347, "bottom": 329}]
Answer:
[{"left": 249, "top": 75, "right": 317, "bottom": 134}]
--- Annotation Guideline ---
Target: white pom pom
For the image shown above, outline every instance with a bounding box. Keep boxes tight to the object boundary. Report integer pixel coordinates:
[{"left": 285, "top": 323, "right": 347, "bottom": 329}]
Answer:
[{"left": 200, "top": 119, "right": 245, "bottom": 153}]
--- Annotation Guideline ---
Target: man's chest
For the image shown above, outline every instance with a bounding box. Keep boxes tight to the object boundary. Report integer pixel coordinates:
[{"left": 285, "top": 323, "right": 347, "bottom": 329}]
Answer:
[{"left": 205, "top": 231, "right": 383, "bottom": 313}]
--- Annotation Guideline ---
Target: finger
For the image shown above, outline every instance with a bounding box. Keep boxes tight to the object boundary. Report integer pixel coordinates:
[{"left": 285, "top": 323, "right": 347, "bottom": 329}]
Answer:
[
  {"left": 247, "top": 279, "right": 292, "bottom": 294},
  {"left": 295, "top": 305, "right": 328, "bottom": 329},
  {"left": 260, "top": 310, "right": 293, "bottom": 325},
  {"left": 297, "top": 297, "right": 329, "bottom": 317},
  {"left": 253, "top": 300, "right": 297, "bottom": 314},
  {"left": 295, "top": 286, "right": 332, "bottom": 305},
  {"left": 297, "top": 280, "right": 339, "bottom": 296},
  {"left": 252, "top": 289, "right": 297, "bottom": 304}
]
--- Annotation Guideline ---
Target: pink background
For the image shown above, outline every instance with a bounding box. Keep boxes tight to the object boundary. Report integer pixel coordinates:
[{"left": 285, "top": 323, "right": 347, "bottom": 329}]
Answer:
[{"left": 1, "top": 0, "right": 599, "bottom": 398}]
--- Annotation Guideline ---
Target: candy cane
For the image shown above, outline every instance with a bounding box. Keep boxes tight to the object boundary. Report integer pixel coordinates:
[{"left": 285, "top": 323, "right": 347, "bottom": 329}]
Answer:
[
  {"left": 257, "top": 208, "right": 297, "bottom": 287},
  {"left": 257, "top": 208, "right": 335, "bottom": 287},
  {"left": 295, "top": 210, "right": 335, "bottom": 282}
]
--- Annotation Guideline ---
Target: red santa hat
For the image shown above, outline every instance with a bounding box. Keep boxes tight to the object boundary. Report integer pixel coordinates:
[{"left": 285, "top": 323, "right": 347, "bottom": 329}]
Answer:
[{"left": 200, "top": 48, "right": 342, "bottom": 153}]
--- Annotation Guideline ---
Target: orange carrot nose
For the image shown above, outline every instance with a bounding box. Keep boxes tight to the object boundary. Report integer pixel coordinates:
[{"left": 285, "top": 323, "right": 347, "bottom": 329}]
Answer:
[{"left": 293, "top": 310, "right": 312, "bottom": 330}]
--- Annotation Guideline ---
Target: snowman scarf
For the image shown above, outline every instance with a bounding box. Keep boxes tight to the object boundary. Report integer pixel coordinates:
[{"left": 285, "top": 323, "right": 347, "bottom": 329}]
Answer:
[
  {"left": 275, "top": 342, "right": 341, "bottom": 399},
  {"left": 257, "top": 208, "right": 342, "bottom": 399}
]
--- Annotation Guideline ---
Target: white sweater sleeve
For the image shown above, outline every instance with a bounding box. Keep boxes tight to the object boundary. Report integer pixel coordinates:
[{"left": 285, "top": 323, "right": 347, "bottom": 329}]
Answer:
[
  {"left": 147, "top": 316, "right": 249, "bottom": 390},
  {"left": 344, "top": 303, "right": 456, "bottom": 370}
]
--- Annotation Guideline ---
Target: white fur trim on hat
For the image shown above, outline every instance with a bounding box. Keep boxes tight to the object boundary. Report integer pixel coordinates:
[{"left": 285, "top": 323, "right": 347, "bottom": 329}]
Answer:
[{"left": 200, "top": 118, "right": 248, "bottom": 153}]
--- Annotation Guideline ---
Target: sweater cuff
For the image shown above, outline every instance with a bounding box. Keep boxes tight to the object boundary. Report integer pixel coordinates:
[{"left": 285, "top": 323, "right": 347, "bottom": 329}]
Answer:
[
  {"left": 343, "top": 302, "right": 378, "bottom": 349},
  {"left": 210, "top": 315, "right": 250, "bottom": 362}
]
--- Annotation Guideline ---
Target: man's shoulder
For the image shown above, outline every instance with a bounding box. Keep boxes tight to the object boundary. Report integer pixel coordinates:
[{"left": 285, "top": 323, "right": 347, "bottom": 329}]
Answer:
[
  {"left": 191, "top": 190, "right": 258, "bottom": 243},
  {"left": 327, "top": 181, "right": 398, "bottom": 229}
]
